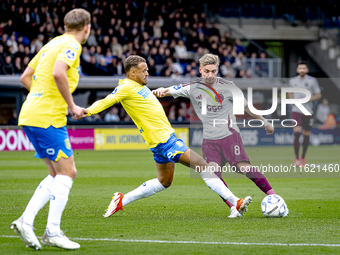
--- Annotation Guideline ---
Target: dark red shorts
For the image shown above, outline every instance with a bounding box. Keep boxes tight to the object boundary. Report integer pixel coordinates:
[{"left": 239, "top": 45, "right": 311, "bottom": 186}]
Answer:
[
  {"left": 202, "top": 129, "right": 250, "bottom": 167},
  {"left": 291, "top": 112, "right": 313, "bottom": 131}
]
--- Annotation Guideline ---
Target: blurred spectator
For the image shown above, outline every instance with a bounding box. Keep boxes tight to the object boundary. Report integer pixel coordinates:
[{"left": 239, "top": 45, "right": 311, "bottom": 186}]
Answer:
[
  {"left": 3, "top": 20, "right": 14, "bottom": 35},
  {"left": 232, "top": 52, "right": 247, "bottom": 72},
  {"left": 14, "top": 57, "right": 24, "bottom": 74},
  {"left": 22, "top": 56, "right": 30, "bottom": 70},
  {"left": 255, "top": 51, "right": 269, "bottom": 77},
  {"left": 148, "top": 58, "right": 157, "bottom": 76},
  {"left": 316, "top": 98, "right": 331, "bottom": 124},
  {"left": 31, "top": 7, "right": 41, "bottom": 26},
  {"left": 81, "top": 46, "right": 91, "bottom": 63},
  {"left": 210, "top": 22, "right": 220, "bottom": 37},
  {"left": 111, "top": 37, "right": 123, "bottom": 55},
  {"left": 30, "top": 34, "right": 44, "bottom": 53},
  {"left": 223, "top": 30, "right": 234, "bottom": 47},
  {"left": 2, "top": 55, "right": 15, "bottom": 75},
  {"left": 6, "top": 34, "right": 18, "bottom": 54},
  {"left": 8, "top": 110, "right": 18, "bottom": 125},
  {"left": 95, "top": 45, "right": 104, "bottom": 64},
  {"left": 176, "top": 108, "right": 187, "bottom": 122},
  {"left": 105, "top": 107, "right": 120, "bottom": 122},
  {"left": 220, "top": 61, "right": 235, "bottom": 78},
  {"left": 1, "top": 34, "right": 8, "bottom": 47},
  {"left": 0, "top": 45, "right": 5, "bottom": 66},
  {"left": 175, "top": 39, "right": 188, "bottom": 63},
  {"left": 234, "top": 38, "right": 246, "bottom": 53},
  {"left": 87, "top": 29, "right": 97, "bottom": 46}
]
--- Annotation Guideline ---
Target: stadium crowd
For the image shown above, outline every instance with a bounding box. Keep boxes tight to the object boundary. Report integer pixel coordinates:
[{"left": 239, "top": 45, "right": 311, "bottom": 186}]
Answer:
[{"left": 0, "top": 0, "right": 272, "bottom": 79}]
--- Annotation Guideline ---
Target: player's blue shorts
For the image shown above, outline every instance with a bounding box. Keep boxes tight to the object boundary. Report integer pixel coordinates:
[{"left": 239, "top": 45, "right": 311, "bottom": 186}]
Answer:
[
  {"left": 150, "top": 133, "right": 189, "bottom": 164},
  {"left": 22, "top": 125, "right": 73, "bottom": 162}
]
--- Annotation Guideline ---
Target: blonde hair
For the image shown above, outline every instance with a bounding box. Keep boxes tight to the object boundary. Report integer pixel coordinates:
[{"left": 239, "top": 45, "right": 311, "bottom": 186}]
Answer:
[
  {"left": 199, "top": 54, "right": 220, "bottom": 67},
  {"left": 64, "top": 8, "right": 91, "bottom": 32}
]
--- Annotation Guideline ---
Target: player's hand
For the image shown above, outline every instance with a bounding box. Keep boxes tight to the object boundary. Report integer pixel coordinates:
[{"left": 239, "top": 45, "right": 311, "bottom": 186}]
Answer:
[
  {"left": 70, "top": 105, "right": 87, "bottom": 119},
  {"left": 152, "top": 88, "right": 166, "bottom": 97},
  {"left": 265, "top": 124, "right": 274, "bottom": 135},
  {"left": 72, "top": 108, "right": 88, "bottom": 120}
]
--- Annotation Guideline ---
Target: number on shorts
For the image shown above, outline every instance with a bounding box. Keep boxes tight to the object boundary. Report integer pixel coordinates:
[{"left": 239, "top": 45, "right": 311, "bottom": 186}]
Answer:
[{"left": 234, "top": 145, "right": 240, "bottom": 155}]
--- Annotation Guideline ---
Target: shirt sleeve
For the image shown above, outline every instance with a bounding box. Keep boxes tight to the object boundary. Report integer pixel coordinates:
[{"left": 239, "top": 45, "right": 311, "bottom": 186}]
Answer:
[
  {"left": 87, "top": 85, "right": 129, "bottom": 116},
  {"left": 28, "top": 50, "right": 42, "bottom": 70},
  {"left": 56, "top": 42, "right": 81, "bottom": 68},
  {"left": 312, "top": 78, "right": 321, "bottom": 94},
  {"left": 169, "top": 84, "right": 190, "bottom": 98}
]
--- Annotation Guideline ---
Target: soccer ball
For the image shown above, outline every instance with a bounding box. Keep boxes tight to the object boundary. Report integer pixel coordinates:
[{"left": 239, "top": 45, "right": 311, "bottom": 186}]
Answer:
[{"left": 261, "top": 195, "right": 288, "bottom": 217}]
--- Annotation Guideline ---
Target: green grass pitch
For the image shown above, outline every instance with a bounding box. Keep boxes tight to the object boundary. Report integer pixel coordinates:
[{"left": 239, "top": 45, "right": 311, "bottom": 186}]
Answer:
[{"left": 1, "top": 145, "right": 340, "bottom": 254}]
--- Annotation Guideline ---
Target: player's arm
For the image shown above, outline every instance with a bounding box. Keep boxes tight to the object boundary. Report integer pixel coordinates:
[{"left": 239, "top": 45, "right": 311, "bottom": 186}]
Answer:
[
  {"left": 309, "top": 92, "right": 321, "bottom": 102},
  {"left": 53, "top": 60, "right": 86, "bottom": 117},
  {"left": 20, "top": 66, "right": 35, "bottom": 91},
  {"left": 244, "top": 104, "right": 274, "bottom": 135},
  {"left": 152, "top": 87, "right": 171, "bottom": 97},
  {"left": 86, "top": 94, "right": 119, "bottom": 117}
]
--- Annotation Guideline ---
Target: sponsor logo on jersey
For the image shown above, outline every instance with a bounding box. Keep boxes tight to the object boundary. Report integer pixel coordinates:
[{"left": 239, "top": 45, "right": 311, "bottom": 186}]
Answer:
[
  {"left": 111, "top": 88, "right": 118, "bottom": 94},
  {"left": 195, "top": 95, "right": 202, "bottom": 100},
  {"left": 138, "top": 86, "right": 151, "bottom": 98},
  {"left": 41, "top": 52, "right": 46, "bottom": 58},
  {"left": 173, "top": 84, "right": 182, "bottom": 90},
  {"left": 70, "top": 42, "right": 80, "bottom": 51},
  {"left": 65, "top": 138, "right": 71, "bottom": 149},
  {"left": 65, "top": 49, "right": 76, "bottom": 60},
  {"left": 176, "top": 141, "right": 184, "bottom": 147}
]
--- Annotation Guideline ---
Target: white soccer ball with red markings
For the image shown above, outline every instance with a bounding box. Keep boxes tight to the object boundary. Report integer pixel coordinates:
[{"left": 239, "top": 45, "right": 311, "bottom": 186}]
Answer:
[{"left": 261, "top": 195, "right": 288, "bottom": 217}]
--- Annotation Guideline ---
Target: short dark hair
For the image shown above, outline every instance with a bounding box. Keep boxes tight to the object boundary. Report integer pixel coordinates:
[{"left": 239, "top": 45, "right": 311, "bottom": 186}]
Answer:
[
  {"left": 124, "top": 55, "right": 146, "bottom": 73},
  {"left": 297, "top": 60, "right": 308, "bottom": 67}
]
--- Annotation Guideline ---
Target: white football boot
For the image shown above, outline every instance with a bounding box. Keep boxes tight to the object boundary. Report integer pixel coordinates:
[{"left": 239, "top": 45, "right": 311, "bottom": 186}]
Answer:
[
  {"left": 41, "top": 230, "right": 80, "bottom": 250},
  {"left": 236, "top": 196, "right": 252, "bottom": 216},
  {"left": 103, "top": 192, "right": 124, "bottom": 218},
  {"left": 10, "top": 218, "right": 42, "bottom": 250},
  {"left": 227, "top": 206, "right": 242, "bottom": 218}
]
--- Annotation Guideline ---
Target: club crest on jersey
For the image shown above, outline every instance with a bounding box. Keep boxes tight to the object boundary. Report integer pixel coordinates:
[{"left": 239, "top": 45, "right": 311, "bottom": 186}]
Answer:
[
  {"left": 69, "top": 42, "right": 80, "bottom": 51},
  {"left": 41, "top": 53, "right": 46, "bottom": 58},
  {"left": 215, "top": 93, "right": 224, "bottom": 104},
  {"left": 65, "top": 49, "right": 76, "bottom": 60}
]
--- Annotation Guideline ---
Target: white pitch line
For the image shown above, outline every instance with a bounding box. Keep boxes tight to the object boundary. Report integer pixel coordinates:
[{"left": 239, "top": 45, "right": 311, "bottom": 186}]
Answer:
[{"left": 1, "top": 235, "right": 340, "bottom": 247}]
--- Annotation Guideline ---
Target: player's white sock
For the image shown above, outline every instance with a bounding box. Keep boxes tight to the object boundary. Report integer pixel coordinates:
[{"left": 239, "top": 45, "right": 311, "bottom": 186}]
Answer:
[
  {"left": 200, "top": 171, "right": 238, "bottom": 206},
  {"left": 122, "top": 178, "right": 166, "bottom": 206},
  {"left": 46, "top": 175, "right": 73, "bottom": 236},
  {"left": 21, "top": 175, "right": 54, "bottom": 226}
]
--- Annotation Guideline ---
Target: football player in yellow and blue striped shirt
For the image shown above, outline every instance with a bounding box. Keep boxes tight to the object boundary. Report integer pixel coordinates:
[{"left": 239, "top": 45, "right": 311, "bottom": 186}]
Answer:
[
  {"left": 76, "top": 55, "right": 252, "bottom": 218},
  {"left": 11, "top": 9, "right": 91, "bottom": 251}
]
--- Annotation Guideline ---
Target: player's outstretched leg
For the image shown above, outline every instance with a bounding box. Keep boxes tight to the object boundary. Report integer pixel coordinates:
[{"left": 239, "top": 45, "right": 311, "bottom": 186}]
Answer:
[
  {"left": 213, "top": 170, "right": 241, "bottom": 218},
  {"left": 104, "top": 163, "right": 173, "bottom": 217},
  {"left": 179, "top": 149, "right": 252, "bottom": 216},
  {"left": 237, "top": 163, "right": 275, "bottom": 195}
]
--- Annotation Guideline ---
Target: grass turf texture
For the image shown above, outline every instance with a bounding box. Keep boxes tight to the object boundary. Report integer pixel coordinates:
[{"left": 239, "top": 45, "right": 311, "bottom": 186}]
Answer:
[{"left": 1, "top": 145, "right": 340, "bottom": 254}]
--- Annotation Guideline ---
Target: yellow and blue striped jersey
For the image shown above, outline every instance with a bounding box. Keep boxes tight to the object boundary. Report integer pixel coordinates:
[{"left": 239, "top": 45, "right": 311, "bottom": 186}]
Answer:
[
  {"left": 19, "top": 33, "right": 82, "bottom": 128},
  {"left": 87, "top": 78, "right": 175, "bottom": 148}
]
